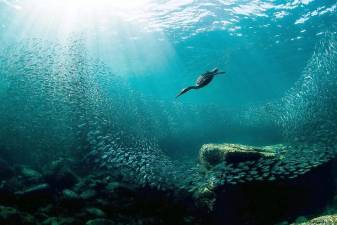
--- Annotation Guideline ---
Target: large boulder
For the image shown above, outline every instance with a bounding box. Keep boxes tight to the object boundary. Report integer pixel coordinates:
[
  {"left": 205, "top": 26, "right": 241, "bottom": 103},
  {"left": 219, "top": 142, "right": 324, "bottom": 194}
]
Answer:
[
  {"left": 291, "top": 214, "right": 337, "bottom": 224},
  {"left": 0, "top": 205, "right": 35, "bottom": 225},
  {"left": 17, "top": 165, "right": 43, "bottom": 185},
  {"left": 16, "top": 183, "right": 52, "bottom": 199},
  {"left": 41, "top": 217, "right": 81, "bottom": 225},
  {"left": 85, "top": 218, "right": 116, "bottom": 225},
  {"left": 196, "top": 143, "right": 336, "bottom": 225},
  {"left": 15, "top": 183, "right": 53, "bottom": 209},
  {"left": 85, "top": 208, "right": 106, "bottom": 218},
  {"left": 43, "top": 159, "right": 79, "bottom": 190},
  {"left": 59, "top": 189, "right": 83, "bottom": 209},
  {"left": 199, "top": 143, "right": 281, "bottom": 169},
  {"left": 0, "top": 205, "right": 22, "bottom": 225}
]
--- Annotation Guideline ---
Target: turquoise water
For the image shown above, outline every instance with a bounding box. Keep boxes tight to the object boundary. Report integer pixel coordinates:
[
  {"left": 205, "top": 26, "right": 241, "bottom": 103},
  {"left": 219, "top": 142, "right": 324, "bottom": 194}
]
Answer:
[{"left": 0, "top": 0, "right": 337, "bottom": 206}]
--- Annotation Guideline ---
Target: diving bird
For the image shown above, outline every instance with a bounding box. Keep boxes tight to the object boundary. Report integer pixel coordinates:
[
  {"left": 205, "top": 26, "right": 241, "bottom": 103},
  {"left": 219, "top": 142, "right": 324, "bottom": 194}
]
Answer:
[{"left": 176, "top": 68, "right": 225, "bottom": 98}]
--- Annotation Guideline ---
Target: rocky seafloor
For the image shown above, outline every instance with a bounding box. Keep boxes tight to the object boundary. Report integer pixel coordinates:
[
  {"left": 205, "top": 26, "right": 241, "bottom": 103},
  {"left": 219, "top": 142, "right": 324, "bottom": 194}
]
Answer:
[{"left": 1, "top": 143, "right": 337, "bottom": 225}]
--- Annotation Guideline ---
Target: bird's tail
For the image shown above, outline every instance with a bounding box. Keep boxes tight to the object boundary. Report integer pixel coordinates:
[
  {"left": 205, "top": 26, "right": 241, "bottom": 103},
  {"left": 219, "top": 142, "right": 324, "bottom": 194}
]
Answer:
[{"left": 176, "top": 86, "right": 197, "bottom": 98}]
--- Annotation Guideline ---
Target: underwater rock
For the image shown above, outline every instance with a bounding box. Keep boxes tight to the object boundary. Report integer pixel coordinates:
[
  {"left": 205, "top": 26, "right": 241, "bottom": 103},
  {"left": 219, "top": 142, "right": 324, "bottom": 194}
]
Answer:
[
  {"left": 85, "top": 207, "right": 106, "bottom": 218},
  {"left": 15, "top": 183, "right": 53, "bottom": 208},
  {"left": 0, "top": 205, "right": 35, "bottom": 225},
  {"left": 62, "top": 189, "right": 80, "bottom": 200},
  {"left": 291, "top": 214, "right": 337, "bottom": 224},
  {"left": 195, "top": 143, "right": 337, "bottom": 225},
  {"left": 41, "top": 216, "right": 81, "bottom": 225},
  {"left": 85, "top": 218, "right": 116, "bottom": 225},
  {"left": 44, "top": 159, "right": 78, "bottom": 190},
  {"left": 105, "top": 181, "right": 122, "bottom": 192},
  {"left": 80, "top": 189, "right": 97, "bottom": 200},
  {"left": 211, "top": 159, "right": 335, "bottom": 225},
  {"left": 0, "top": 158, "right": 14, "bottom": 180},
  {"left": 105, "top": 181, "right": 133, "bottom": 193},
  {"left": 17, "top": 165, "right": 43, "bottom": 185},
  {"left": 0, "top": 159, "right": 205, "bottom": 225},
  {"left": 72, "top": 179, "right": 86, "bottom": 193},
  {"left": 36, "top": 204, "right": 53, "bottom": 216},
  {"left": 294, "top": 216, "right": 308, "bottom": 223},
  {"left": 199, "top": 143, "right": 279, "bottom": 168},
  {"left": 19, "top": 166, "right": 42, "bottom": 179},
  {"left": 192, "top": 184, "right": 217, "bottom": 212},
  {"left": 18, "top": 183, "right": 50, "bottom": 194},
  {"left": 60, "top": 189, "right": 83, "bottom": 208},
  {"left": 72, "top": 172, "right": 109, "bottom": 194},
  {"left": 0, "top": 205, "right": 22, "bottom": 225}
]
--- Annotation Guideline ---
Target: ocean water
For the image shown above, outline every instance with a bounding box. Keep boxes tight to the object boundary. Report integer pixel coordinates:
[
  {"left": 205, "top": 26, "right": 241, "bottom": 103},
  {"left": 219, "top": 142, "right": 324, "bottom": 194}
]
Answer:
[{"left": 0, "top": 0, "right": 337, "bottom": 224}]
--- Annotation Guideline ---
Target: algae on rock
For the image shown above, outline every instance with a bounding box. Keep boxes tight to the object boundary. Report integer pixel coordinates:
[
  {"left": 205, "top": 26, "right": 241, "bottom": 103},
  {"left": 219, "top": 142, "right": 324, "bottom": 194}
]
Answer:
[
  {"left": 291, "top": 214, "right": 337, "bottom": 225},
  {"left": 199, "top": 143, "right": 284, "bottom": 169}
]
